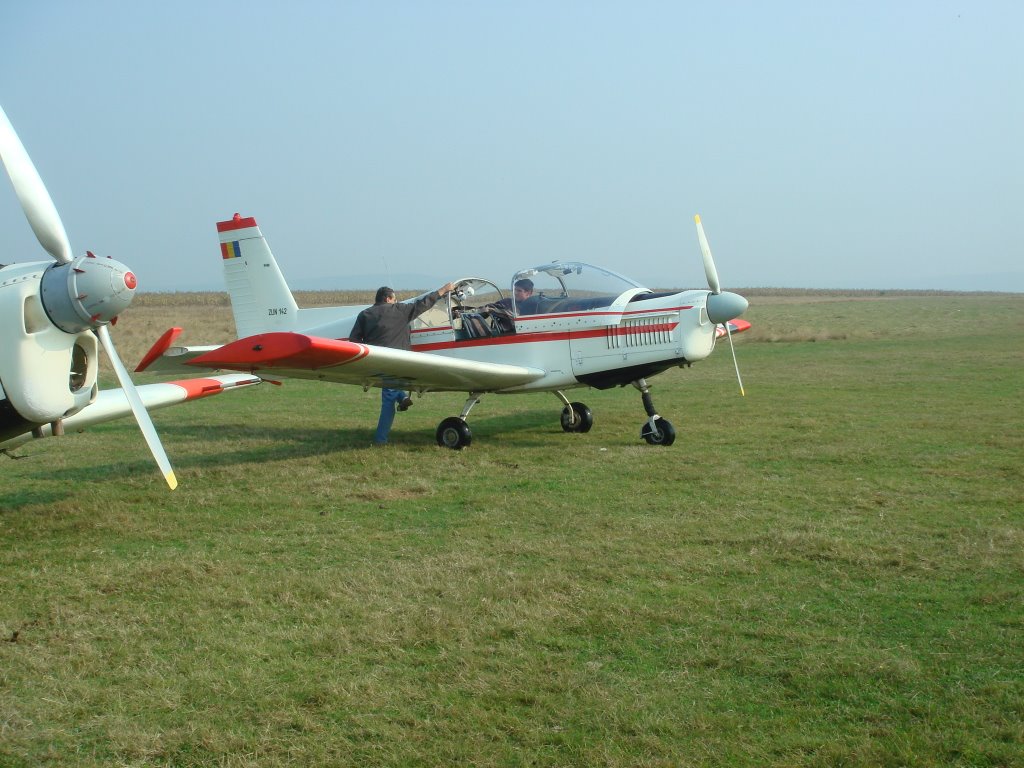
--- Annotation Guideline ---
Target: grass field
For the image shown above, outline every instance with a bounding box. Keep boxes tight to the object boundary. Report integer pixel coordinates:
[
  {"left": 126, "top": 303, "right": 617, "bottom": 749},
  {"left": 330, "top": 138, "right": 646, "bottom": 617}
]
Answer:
[{"left": 2, "top": 292, "right": 1022, "bottom": 766}]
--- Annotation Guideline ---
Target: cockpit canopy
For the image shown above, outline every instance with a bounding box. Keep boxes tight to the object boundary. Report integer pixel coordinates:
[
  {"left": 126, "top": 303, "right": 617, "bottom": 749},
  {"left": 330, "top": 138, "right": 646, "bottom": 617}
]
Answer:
[
  {"left": 512, "top": 261, "right": 650, "bottom": 315},
  {"left": 413, "top": 261, "right": 656, "bottom": 337}
]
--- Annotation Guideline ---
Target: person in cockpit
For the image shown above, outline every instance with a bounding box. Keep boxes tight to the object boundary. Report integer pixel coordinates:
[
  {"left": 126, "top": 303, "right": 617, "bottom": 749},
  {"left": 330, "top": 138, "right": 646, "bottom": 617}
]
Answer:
[
  {"left": 510, "top": 278, "right": 536, "bottom": 314},
  {"left": 485, "top": 278, "right": 536, "bottom": 331}
]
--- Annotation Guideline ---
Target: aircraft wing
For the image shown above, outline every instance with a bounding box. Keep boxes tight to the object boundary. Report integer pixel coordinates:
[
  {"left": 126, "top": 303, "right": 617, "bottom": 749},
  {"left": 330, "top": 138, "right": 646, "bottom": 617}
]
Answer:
[
  {"left": 716, "top": 319, "right": 752, "bottom": 338},
  {"left": 0, "top": 374, "right": 261, "bottom": 451},
  {"left": 183, "top": 332, "right": 546, "bottom": 391}
]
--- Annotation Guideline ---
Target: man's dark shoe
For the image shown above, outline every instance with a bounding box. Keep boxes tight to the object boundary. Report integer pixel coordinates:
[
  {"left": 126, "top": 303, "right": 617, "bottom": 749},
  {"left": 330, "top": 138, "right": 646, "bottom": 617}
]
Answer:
[{"left": 398, "top": 397, "right": 414, "bottom": 412}]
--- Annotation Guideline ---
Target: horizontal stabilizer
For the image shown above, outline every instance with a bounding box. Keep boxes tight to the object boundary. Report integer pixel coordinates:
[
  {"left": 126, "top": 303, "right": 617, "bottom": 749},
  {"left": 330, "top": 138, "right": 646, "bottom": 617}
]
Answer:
[{"left": 136, "top": 327, "right": 227, "bottom": 373}]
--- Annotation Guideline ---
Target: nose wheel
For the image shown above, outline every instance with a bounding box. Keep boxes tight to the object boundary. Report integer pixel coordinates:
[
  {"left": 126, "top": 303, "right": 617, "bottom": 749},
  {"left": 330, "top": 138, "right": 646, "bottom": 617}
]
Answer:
[
  {"left": 634, "top": 378, "right": 675, "bottom": 447},
  {"left": 641, "top": 418, "right": 675, "bottom": 446}
]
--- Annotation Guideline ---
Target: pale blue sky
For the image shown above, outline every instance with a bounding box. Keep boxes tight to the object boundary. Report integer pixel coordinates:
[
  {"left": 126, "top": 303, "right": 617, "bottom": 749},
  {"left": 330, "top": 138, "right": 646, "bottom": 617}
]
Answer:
[{"left": 2, "top": 1, "right": 1021, "bottom": 292}]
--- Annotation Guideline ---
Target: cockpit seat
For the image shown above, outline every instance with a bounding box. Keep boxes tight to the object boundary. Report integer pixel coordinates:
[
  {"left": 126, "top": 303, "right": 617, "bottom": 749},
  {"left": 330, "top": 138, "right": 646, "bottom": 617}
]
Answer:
[
  {"left": 486, "top": 305, "right": 516, "bottom": 334},
  {"left": 461, "top": 312, "right": 492, "bottom": 339}
]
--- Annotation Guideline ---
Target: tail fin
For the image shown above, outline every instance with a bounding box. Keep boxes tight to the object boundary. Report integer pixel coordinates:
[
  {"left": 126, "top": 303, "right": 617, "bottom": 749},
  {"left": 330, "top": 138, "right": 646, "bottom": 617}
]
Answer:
[{"left": 217, "top": 214, "right": 299, "bottom": 338}]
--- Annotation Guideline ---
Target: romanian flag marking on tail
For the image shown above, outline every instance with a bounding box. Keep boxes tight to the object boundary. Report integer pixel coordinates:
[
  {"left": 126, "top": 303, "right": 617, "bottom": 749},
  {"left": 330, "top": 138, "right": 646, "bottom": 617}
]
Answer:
[{"left": 221, "top": 241, "right": 242, "bottom": 259}]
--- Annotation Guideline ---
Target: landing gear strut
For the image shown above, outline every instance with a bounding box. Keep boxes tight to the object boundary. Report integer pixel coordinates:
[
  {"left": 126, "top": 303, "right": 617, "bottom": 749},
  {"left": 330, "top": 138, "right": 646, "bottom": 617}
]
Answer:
[
  {"left": 555, "top": 391, "right": 593, "bottom": 433},
  {"left": 634, "top": 378, "right": 675, "bottom": 446},
  {"left": 435, "top": 393, "right": 482, "bottom": 450}
]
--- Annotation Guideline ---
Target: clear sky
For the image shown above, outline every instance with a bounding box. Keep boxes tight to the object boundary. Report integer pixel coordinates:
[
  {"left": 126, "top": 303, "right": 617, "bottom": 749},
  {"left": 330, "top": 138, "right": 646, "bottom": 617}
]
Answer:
[{"left": 2, "top": 1, "right": 1021, "bottom": 292}]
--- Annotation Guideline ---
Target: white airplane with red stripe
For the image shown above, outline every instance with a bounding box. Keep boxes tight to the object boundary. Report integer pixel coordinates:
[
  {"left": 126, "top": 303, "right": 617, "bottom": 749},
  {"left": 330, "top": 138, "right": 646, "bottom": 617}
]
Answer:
[
  {"left": 139, "top": 213, "right": 750, "bottom": 449},
  {"left": 0, "top": 105, "right": 260, "bottom": 484}
]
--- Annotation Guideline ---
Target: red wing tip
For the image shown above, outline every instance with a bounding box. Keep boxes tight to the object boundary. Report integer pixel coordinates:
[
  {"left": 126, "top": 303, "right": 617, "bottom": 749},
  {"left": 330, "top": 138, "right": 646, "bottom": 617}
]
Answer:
[
  {"left": 715, "top": 319, "right": 752, "bottom": 339},
  {"left": 165, "top": 376, "right": 260, "bottom": 399}
]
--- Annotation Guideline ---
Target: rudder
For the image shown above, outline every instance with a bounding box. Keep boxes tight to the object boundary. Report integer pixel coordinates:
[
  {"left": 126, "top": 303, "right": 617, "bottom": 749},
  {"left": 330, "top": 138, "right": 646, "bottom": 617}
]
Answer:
[{"left": 217, "top": 213, "right": 299, "bottom": 338}]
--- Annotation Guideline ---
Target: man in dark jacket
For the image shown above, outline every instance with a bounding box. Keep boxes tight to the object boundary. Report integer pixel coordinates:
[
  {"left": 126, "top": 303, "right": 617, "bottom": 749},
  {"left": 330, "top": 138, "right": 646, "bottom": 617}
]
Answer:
[{"left": 350, "top": 283, "right": 454, "bottom": 445}]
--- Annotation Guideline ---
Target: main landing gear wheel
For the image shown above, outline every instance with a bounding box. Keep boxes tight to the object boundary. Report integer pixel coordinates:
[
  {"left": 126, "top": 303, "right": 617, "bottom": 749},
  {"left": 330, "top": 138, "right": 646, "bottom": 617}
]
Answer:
[
  {"left": 436, "top": 417, "right": 472, "bottom": 450},
  {"left": 560, "top": 401, "right": 594, "bottom": 433},
  {"left": 641, "top": 418, "right": 676, "bottom": 446}
]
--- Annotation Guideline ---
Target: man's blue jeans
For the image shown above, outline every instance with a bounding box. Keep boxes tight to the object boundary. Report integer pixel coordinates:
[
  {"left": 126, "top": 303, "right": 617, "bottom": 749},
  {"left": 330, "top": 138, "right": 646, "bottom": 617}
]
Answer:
[{"left": 374, "top": 387, "right": 407, "bottom": 444}]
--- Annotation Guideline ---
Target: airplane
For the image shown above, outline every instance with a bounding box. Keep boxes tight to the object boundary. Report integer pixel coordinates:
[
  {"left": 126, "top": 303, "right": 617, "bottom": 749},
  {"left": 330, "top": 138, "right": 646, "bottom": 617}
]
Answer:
[
  {"left": 137, "top": 212, "right": 750, "bottom": 450},
  {"left": 0, "top": 105, "right": 259, "bottom": 485}
]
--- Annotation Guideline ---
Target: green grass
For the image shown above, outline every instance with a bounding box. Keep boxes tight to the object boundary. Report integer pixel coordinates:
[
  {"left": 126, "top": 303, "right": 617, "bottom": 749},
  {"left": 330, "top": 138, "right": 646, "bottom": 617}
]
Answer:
[{"left": 2, "top": 294, "right": 1022, "bottom": 766}]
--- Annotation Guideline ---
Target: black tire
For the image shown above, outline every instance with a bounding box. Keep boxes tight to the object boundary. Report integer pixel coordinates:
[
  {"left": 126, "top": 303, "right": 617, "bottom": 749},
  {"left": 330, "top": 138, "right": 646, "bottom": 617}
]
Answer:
[
  {"left": 641, "top": 418, "right": 676, "bottom": 446},
  {"left": 436, "top": 417, "right": 472, "bottom": 450},
  {"left": 560, "top": 402, "right": 594, "bottom": 433}
]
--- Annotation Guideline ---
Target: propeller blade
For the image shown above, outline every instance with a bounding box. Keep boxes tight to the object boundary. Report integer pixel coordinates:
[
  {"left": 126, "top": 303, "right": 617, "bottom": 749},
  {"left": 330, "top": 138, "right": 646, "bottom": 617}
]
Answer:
[
  {"left": 0, "top": 105, "right": 73, "bottom": 264},
  {"left": 724, "top": 323, "right": 745, "bottom": 397},
  {"left": 96, "top": 325, "right": 178, "bottom": 490},
  {"left": 694, "top": 214, "right": 721, "bottom": 295},
  {"left": 694, "top": 215, "right": 746, "bottom": 394}
]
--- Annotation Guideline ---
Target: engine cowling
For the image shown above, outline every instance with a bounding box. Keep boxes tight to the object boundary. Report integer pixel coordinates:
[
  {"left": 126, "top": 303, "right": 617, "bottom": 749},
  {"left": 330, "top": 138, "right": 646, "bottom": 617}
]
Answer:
[{"left": 0, "top": 262, "right": 99, "bottom": 438}]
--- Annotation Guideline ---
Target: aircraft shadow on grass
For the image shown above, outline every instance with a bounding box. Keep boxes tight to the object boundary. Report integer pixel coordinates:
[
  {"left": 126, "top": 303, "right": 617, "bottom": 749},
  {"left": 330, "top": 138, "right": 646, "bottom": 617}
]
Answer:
[
  {"left": 0, "top": 488, "right": 69, "bottom": 513},
  {"left": 13, "top": 409, "right": 562, "bottom": 491}
]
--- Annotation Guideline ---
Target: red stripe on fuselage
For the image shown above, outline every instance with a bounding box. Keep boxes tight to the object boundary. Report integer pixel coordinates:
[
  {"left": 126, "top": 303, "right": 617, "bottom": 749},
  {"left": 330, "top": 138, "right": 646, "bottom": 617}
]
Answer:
[
  {"left": 622, "top": 305, "right": 693, "bottom": 316},
  {"left": 409, "top": 305, "right": 693, "bottom": 341},
  {"left": 414, "top": 330, "right": 572, "bottom": 351},
  {"left": 612, "top": 321, "right": 679, "bottom": 336},
  {"left": 412, "top": 321, "right": 679, "bottom": 352},
  {"left": 505, "top": 305, "right": 694, "bottom": 323}
]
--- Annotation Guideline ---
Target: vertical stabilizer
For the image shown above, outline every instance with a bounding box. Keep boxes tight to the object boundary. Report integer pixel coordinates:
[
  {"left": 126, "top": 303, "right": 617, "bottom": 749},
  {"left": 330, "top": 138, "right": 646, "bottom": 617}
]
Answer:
[{"left": 217, "top": 214, "right": 299, "bottom": 338}]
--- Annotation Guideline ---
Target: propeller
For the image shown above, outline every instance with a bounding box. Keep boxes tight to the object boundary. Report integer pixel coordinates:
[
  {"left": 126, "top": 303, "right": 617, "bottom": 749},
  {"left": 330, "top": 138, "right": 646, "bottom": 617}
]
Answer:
[
  {"left": 97, "top": 325, "right": 177, "bottom": 489},
  {"left": 0, "top": 107, "right": 72, "bottom": 264},
  {"left": 694, "top": 214, "right": 747, "bottom": 396},
  {"left": 695, "top": 214, "right": 720, "bottom": 294},
  {"left": 723, "top": 322, "right": 746, "bottom": 397},
  {"left": 0, "top": 104, "right": 177, "bottom": 489}
]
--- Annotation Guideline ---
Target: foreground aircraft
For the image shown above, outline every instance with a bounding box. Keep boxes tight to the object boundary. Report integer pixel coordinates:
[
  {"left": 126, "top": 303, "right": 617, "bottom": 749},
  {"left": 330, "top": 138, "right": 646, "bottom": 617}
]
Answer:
[
  {"left": 0, "top": 105, "right": 259, "bottom": 485},
  {"left": 139, "top": 213, "right": 750, "bottom": 449}
]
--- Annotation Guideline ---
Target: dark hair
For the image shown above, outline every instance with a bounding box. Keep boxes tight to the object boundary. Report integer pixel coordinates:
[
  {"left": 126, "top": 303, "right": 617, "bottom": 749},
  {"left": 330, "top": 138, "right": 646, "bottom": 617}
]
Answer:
[
  {"left": 375, "top": 286, "right": 395, "bottom": 304},
  {"left": 514, "top": 279, "right": 534, "bottom": 292}
]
